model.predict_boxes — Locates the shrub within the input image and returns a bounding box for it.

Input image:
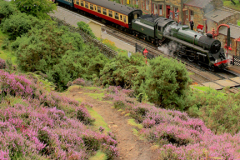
[0,58,6,69]
[1,13,40,40]
[133,56,191,109]
[76,105,95,125]
[77,21,96,38]
[0,0,18,18]
[100,53,145,88]
[187,88,240,135]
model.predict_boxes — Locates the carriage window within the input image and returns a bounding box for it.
[123,16,126,22]
[94,6,97,11]
[103,8,107,15]
[85,2,88,8]
[120,15,122,21]
[97,6,101,13]
[76,0,79,5]
[115,13,119,19]
[109,10,113,17]
[81,1,84,6]
[90,4,93,10]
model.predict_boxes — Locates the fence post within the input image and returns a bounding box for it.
[233,55,234,65]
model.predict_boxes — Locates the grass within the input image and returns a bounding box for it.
[89,150,107,160]
[86,106,111,133]
[0,30,17,65]
[128,119,143,129]
[223,0,240,11]
[192,86,211,91]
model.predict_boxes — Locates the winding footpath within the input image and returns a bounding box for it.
[66,87,159,160]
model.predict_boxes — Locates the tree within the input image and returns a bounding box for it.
[0,0,19,19]
[13,0,57,19]
[1,13,39,40]
[133,56,191,110]
[99,53,145,88]
[14,22,83,73]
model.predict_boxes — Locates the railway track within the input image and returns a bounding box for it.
[56,5,240,90]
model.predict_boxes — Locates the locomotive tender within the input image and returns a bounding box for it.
[52,0,229,70]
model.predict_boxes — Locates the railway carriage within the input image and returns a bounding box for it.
[54,0,142,29]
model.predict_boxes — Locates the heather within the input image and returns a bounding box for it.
[104,86,240,159]
[0,70,118,159]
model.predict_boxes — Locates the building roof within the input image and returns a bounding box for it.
[219,24,240,39]
[184,0,212,9]
[204,9,235,23]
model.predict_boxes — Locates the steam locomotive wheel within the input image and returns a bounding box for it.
[187,55,195,62]
[209,65,215,72]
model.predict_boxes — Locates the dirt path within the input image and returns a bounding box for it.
[67,87,159,160]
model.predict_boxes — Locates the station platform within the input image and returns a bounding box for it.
[50,6,136,53]
[227,65,240,74]
[201,77,240,90]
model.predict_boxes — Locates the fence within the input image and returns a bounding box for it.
[51,17,118,58]
[232,55,240,66]
[135,43,155,59]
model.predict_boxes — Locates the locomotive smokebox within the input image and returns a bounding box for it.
[198,35,221,53]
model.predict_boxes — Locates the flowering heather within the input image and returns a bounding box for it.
[0,58,6,69]
[0,71,118,159]
[105,86,240,159]
[0,70,33,97]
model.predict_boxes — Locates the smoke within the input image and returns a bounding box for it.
[158,41,179,56]
[163,22,177,36]
[158,44,170,55]
[163,25,172,36]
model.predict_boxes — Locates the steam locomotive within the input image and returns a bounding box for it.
[53,0,229,70]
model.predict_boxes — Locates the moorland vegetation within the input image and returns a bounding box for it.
[0,0,239,159]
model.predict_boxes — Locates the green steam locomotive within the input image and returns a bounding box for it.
[131,15,228,70]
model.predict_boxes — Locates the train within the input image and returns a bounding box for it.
[52,0,229,71]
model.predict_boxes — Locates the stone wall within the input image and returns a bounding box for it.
[217,34,240,56]
[184,6,204,31]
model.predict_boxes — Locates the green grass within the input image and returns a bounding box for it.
[89,150,107,160]
[223,0,240,11]
[86,106,111,133]
[0,30,17,65]
[128,119,143,129]
[192,86,211,92]
[238,20,240,26]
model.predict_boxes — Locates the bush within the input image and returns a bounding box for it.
[77,21,96,38]
[133,56,191,109]
[0,0,18,18]
[187,88,240,135]
[1,13,40,40]
[0,58,6,69]
[100,53,145,88]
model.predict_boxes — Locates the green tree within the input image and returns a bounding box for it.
[99,53,145,88]
[13,0,57,19]
[14,22,83,73]
[47,45,109,90]
[0,0,19,19]
[1,13,39,40]
[133,56,191,109]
